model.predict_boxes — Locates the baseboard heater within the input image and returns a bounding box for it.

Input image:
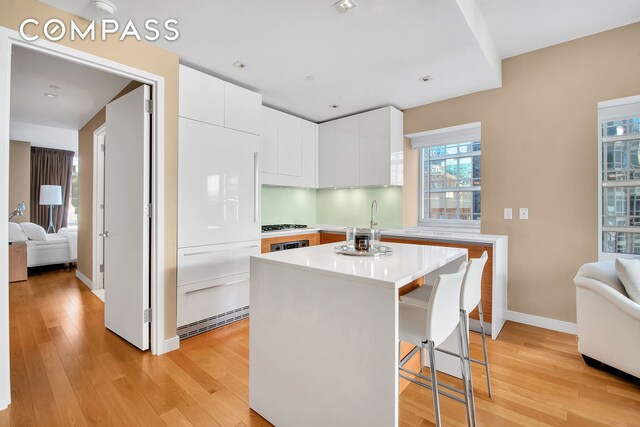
[177,305,250,340]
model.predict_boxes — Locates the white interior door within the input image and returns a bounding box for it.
[104,84,151,350]
[96,127,106,290]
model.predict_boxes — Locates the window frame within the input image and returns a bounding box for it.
[409,122,482,232]
[598,95,640,261]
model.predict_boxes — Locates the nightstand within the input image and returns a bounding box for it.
[9,242,27,282]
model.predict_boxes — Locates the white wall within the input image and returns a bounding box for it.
[10,120,78,152]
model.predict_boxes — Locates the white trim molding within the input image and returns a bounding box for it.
[0,24,174,410]
[507,310,577,335]
[75,270,94,290]
[161,336,181,354]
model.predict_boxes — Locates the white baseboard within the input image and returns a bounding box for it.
[158,335,180,354]
[75,270,94,290]
[507,310,577,335]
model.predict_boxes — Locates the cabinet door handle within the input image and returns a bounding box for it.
[254,151,259,223]
[185,278,247,294]
[183,244,258,257]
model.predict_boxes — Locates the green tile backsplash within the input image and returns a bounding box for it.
[262,185,403,228]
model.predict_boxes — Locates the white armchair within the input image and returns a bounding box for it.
[574,261,640,378]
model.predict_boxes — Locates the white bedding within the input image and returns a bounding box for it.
[25,229,77,267]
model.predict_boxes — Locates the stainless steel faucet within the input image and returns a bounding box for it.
[370,199,378,229]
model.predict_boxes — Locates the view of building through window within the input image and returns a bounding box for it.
[601,117,640,254]
[67,153,79,229]
[421,141,481,222]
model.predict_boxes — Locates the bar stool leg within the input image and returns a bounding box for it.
[419,347,425,373]
[478,299,492,398]
[461,311,477,426]
[426,341,442,427]
[456,318,473,427]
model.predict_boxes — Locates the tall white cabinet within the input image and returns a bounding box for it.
[318,106,403,188]
[260,106,318,188]
[177,65,262,339]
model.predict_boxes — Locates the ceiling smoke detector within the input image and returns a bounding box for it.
[93,0,117,15]
[333,0,357,13]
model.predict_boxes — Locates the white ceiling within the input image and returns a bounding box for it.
[10,46,131,130]
[40,0,640,122]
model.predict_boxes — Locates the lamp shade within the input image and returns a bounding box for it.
[40,185,62,206]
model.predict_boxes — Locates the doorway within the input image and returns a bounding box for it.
[0,27,169,411]
[93,124,106,298]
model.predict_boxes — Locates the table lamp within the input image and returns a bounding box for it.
[39,185,62,233]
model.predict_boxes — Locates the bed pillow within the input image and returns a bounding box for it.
[20,222,47,241]
[8,222,29,242]
[615,258,640,304]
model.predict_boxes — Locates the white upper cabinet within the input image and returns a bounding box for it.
[261,106,318,188]
[300,120,318,188]
[334,116,360,188]
[224,82,262,135]
[318,106,403,188]
[261,107,279,174]
[179,65,262,135]
[179,65,224,126]
[277,112,302,177]
[318,122,335,188]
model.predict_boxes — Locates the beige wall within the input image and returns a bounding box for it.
[9,140,30,223]
[403,22,640,322]
[76,81,141,282]
[1,0,179,340]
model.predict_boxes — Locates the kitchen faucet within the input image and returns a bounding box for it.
[370,200,378,229]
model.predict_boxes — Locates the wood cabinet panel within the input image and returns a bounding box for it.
[9,242,27,282]
[261,232,320,254]
[381,236,493,322]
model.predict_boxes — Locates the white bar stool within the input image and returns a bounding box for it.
[398,264,475,427]
[402,252,492,402]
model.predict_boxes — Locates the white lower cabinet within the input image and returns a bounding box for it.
[177,274,250,331]
[176,241,259,338]
[177,241,260,286]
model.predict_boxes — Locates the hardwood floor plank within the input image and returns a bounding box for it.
[160,408,193,427]
[4,269,640,427]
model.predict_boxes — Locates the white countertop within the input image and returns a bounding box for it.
[252,242,467,289]
[261,224,507,245]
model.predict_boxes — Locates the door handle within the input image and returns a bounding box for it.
[185,278,247,294]
[253,152,259,223]
[183,244,258,257]
[99,231,110,238]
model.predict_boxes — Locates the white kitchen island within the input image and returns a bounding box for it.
[249,242,467,427]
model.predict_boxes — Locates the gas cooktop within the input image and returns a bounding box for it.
[262,224,308,232]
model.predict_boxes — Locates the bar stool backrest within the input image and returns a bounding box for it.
[460,251,488,313]
[425,262,467,347]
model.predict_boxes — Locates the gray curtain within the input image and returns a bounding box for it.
[30,147,75,231]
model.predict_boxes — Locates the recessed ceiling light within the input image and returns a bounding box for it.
[93,0,117,15]
[330,104,339,109]
[49,84,61,90]
[420,75,433,82]
[233,61,248,69]
[334,0,357,13]
[44,93,58,98]
[306,75,315,81]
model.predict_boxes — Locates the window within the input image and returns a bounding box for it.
[599,96,640,259]
[409,122,481,230]
[67,153,79,229]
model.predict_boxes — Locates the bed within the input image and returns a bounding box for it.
[9,222,78,268]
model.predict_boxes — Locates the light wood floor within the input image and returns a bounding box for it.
[2,269,639,426]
